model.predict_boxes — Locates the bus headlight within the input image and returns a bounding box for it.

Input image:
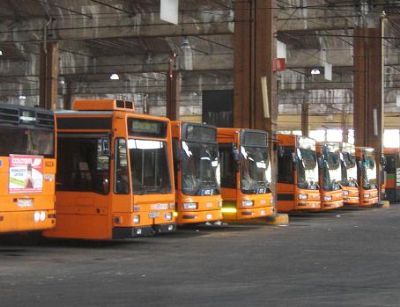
[39,211,46,222]
[133,215,140,224]
[298,194,308,200]
[241,200,254,207]
[183,202,198,210]
[165,212,173,221]
[323,196,332,201]
[34,211,40,222]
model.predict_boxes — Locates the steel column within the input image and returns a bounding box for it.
[39,42,59,110]
[301,102,309,137]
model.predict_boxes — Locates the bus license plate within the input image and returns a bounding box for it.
[149,211,160,219]
[17,199,33,208]
[151,203,168,210]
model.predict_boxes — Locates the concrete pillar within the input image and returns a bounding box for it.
[166,55,181,120]
[39,42,59,110]
[301,103,309,137]
[342,108,349,143]
[63,80,73,110]
[233,0,277,131]
[353,25,384,150]
[233,0,278,205]
[353,21,385,197]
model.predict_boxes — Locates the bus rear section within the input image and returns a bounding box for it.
[0,104,56,233]
[217,128,274,221]
[356,147,379,207]
[44,99,175,240]
[340,143,359,206]
[171,121,222,225]
[316,142,344,210]
[383,148,400,203]
[276,134,321,213]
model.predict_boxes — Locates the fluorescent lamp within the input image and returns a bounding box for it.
[311,68,321,75]
[110,73,119,80]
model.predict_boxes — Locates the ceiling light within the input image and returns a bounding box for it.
[110,73,119,80]
[311,68,321,75]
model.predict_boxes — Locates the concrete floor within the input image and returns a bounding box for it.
[1,206,400,307]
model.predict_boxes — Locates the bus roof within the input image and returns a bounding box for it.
[73,99,135,112]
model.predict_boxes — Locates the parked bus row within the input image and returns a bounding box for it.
[0,99,397,240]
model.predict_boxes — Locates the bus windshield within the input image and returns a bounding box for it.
[128,139,171,194]
[240,146,271,194]
[322,151,342,191]
[181,141,220,196]
[297,148,319,189]
[341,152,357,187]
[362,155,377,189]
[0,126,54,157]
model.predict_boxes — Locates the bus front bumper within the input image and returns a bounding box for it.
[153,223,176,234]
[176,209,222,225]
[0,210,56,234]
[343,196,360,206]
[112,226,155,239]
[295,201,321,210]
[320,200,343,211]
[360,197,379,206]
[223,206,275,221]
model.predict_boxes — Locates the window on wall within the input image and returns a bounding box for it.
[309,130,326,142]
[327,129,342,142]
[348,129,354,145]
[384,129,400,148]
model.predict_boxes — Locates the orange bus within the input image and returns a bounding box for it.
[316,142,344,210]
[383,147,400,203]
[217,128,274,220]
[0,104,56,233]
[355,147,379,206]
[44,99,176,240]
[171,121,222,224]
[340,143,359,206]
[276,134,321,213]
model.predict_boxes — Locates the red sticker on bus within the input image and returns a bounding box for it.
[9,155,44,194]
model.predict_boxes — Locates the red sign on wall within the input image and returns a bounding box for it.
[273,58,286,72]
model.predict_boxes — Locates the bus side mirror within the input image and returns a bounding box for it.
[101,138,110,156]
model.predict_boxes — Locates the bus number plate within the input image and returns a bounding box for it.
[17,199,33,208]
[151,203,168,210]
[149,211,160,219]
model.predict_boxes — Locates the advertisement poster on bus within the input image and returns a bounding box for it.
[9,155,44,194]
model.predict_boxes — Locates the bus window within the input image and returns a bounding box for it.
[219,144,236,189]
[128,139,171,194]
[0,127,54,157]
[57,136,110,195]
[277,147,294,184]
[114,138,129,194]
